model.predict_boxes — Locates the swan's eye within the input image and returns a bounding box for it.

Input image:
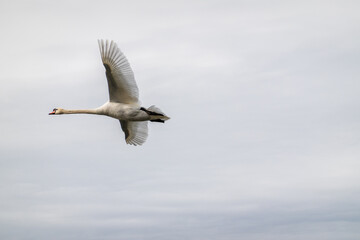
[53,108,57,111]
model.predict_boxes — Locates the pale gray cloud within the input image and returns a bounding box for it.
[0,0,360,239]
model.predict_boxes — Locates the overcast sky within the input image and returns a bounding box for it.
[0,0,360,239]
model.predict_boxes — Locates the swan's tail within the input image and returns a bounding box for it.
[141,105,170,123]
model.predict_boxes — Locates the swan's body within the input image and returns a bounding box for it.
[49,40,170,146]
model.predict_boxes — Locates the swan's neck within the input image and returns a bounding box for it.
[61,109,100,115]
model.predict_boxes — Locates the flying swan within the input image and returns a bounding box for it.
[49,40,170,146]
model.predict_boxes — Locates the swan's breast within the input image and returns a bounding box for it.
[98,102,135,120]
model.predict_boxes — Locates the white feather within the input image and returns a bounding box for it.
[98,39,139,104]
[124,121,148,146]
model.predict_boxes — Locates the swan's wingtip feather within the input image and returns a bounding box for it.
[123,121,148,146]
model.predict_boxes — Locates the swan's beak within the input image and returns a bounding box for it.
[49,110,55,115]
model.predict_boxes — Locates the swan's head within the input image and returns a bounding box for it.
[49,108,64,115]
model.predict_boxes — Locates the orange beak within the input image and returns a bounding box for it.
[49,111,55,115]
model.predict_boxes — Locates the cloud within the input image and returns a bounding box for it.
[0,0,360,239]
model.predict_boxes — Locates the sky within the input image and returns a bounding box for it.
[0,0,360,239]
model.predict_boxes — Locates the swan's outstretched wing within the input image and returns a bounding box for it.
[98,39,139,104]
[119,120,148,146]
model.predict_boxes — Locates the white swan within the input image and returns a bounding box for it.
[49,40,170,146]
